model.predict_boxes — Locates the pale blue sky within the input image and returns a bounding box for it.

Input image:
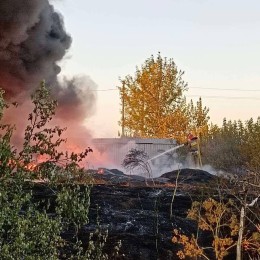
[53,0,260,137]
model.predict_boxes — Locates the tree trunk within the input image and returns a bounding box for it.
[236,206,245,260]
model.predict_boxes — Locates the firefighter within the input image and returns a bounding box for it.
[186,133,202,168]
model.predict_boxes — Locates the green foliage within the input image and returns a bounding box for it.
[70,225,121,260]
[1,207,62,259]
[201,117,260,173]
[84,227,109,260]
[20,81,65,164]
[0,169,63,259]
[241,118,260,171]
[0,82,107,258]
[56,184,91,230]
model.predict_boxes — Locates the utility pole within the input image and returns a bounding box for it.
[197,137,203,168]
[121,81,125,137]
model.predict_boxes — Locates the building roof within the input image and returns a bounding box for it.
[92,137,177,145]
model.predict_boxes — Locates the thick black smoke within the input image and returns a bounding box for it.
[0,0,97,146]
[0,0,70,95]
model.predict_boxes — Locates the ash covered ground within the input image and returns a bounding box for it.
[33,168,227,260]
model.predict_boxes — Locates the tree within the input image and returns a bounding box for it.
[118,53,189,140]
[241,117,260,172]
[200,117,260,174]
[122,148,152,183]
[0,83,120,259]
[188,97,210,137]
[200,119,244,172]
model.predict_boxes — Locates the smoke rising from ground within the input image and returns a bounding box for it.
[0,0,97,150]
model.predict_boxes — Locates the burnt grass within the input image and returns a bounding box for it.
[31,169,239,260]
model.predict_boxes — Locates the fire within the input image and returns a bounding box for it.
[0,154,51,172]
[36,154,49,164]
[1,159,37,172]
[0,0,98,180]
[25,161,37,171]
[97,168,105,174]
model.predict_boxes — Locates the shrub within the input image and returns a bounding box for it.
[0,82,106,258]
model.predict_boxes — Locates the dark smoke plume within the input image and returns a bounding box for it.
[0,0,97,148]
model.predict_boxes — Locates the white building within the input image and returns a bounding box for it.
[91,137,178,176]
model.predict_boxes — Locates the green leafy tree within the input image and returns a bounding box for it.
[241,117,260,172]
[201,119,243,172]
[0,83,65,258]
[0,82,117,259]
[201,117,260,174]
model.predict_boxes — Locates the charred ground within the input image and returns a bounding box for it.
[31,168,229,260]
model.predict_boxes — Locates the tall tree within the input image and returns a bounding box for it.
[118,53,189,140]
[242,117,260,172]
[188,97,210,137]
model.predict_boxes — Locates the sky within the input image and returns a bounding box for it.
[52,0,260,138]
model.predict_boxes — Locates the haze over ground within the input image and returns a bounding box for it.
[54,0,260,138]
